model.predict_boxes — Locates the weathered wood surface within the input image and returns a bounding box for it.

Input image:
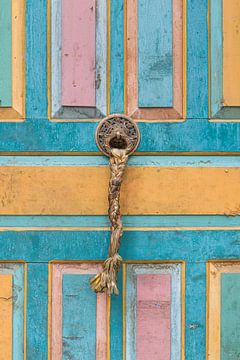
[0,166,238,215]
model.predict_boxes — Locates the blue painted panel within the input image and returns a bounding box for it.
[185,262,206,360]
[0,155,239,167]
[0,214,239,228]
[138,0,173,107]
[110,0,124,113]
[0,230,239,262]
[0,0,12,107]
[110,268,123,360]
[0,120,239,152]
[187,0,208,118]
[210,0,223,117]
[62,274,96,360]
[26,264,48,359]
[26,0,48,119]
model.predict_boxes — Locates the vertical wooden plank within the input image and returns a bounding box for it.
[210,0,223,117]
[96,0,107,116]
[221,273,240,359]
[27,264,48,359]
[51,0,62,117]
[110,0,124,114]
[0,0,12,107]
[136,274,171,360]
[187,0,208,118]
[207,263,221,360]
[185,262,205,360]
[0,274,12,360]
[0,263,25,360]
[61,0,96,107]
[138,0,173,107]
[222,0,240,107]
[26,0,48,119]
[12,0,25,115]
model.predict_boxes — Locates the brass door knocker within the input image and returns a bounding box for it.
[90,114,140,295]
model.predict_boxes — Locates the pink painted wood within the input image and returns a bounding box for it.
[51,263,107,360]
[136,274,171,360]
[61,0,96,107]
[126,0,183,120]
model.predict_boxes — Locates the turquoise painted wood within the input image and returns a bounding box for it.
[110,0,124,113]
[0,0,239,359]
[0,0,12,107]
[221,274,240,359]
[0,0,236,151]
[62,274,96,359]
[26,264,48,359]
[138,0,173,107]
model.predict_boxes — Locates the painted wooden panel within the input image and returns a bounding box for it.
[0,166,238,215]
[126,0,184,120]
[221,274,240,359]
[0,0,12,107]
[138,0,172,108]
[210,0,240,119]
[0,263,25,360]
[62,0,96,107]
[0,0,25,120]
[0,274,12,360]
[124,263,182,359]
[50,263,108,359]
[207,262,240,359]
[50,0,107,119]
[136,274,171,360]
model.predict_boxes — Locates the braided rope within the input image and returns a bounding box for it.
[90,148,128,295]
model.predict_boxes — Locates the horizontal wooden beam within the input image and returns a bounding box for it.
[0,166,238,215]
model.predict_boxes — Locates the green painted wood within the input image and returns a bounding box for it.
[0,0,12,106]
[62,274,96,360]
[221,273,240,359]
[138,0,173,107]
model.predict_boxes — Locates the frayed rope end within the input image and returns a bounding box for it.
[90,254,122,295]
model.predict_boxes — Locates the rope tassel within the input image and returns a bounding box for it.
[90,148,128,295]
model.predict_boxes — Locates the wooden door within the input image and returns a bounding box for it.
[0,0,240,359]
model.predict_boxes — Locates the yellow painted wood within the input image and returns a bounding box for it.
[223,0,240,106]
[207,262,240,360]
[0,167,238,215]
[0,274,12,360]
[0,0,25,120]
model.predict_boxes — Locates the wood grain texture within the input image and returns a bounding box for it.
[136,274,171,360]
[126,263,182,360]
[0,274,12,360]
[61,0,96,107]
[126,0,183,119]
[51,263,107,360]
[222,0,240,107]
[0,166,238,215]
[0,0,12,107]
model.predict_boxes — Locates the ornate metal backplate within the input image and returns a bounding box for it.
[95,114,140,156]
